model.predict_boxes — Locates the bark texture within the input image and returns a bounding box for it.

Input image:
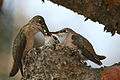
[21,45,120,80]
[101,64,120,80]
[49,0,120,36]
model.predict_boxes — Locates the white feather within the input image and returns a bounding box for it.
[34,32,45,48]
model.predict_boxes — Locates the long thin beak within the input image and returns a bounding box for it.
[50,31,59,34]
[44,24,51,36]
[37,27,47,36]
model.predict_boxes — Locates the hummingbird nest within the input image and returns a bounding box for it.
[21,45,101,80]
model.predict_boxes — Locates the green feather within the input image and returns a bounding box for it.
[12,25,26,59]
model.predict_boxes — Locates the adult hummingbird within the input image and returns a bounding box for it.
[9,15,51,77]
[51,28,106,65]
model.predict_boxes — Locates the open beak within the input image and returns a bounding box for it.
[37,27,47,36]
[37,24,51,36]
[44,24,51,36]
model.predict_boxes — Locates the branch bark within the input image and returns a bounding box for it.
[21,45,120,80]
[49,0,120,36]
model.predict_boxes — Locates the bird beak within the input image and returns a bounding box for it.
[49,31,60,34]
[44,24,51,36]
[38,24,51,36]
[37,27,47,36]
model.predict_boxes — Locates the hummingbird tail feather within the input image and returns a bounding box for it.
[9,63,19,77]
[81,48,103,65]
[93,59,102,65]
[19,62,23,76]
[98,55,106,60]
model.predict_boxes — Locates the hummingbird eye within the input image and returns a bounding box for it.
[38,19,43,24]
[62,30,66,32]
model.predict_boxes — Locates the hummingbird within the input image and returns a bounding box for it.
[44,35,60,47]
[33,31,59,48]
[51,28,106,65]
[9,15,51,77]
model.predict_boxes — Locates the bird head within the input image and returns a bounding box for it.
[29,15,51,36]
[50,28,75,42]
[50,28,75,35]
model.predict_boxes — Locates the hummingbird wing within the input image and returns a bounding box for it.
[97,55,106,60]
[77,34,106,60]
[9,27,26,77]
[72,34,102,65]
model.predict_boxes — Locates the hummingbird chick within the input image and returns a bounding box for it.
[33,30,59,49]
[44,35,59,47]
[51,28,106,65]
[9,15,51,77]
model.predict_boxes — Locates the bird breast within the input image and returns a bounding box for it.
[57,33,68,43]
[58,33,77,49]
[33,32,45,48]
[45,35,59,46]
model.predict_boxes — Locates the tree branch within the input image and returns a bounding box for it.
[49,0,120,35]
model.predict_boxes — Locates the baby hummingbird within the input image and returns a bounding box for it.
[51,28,106,65]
